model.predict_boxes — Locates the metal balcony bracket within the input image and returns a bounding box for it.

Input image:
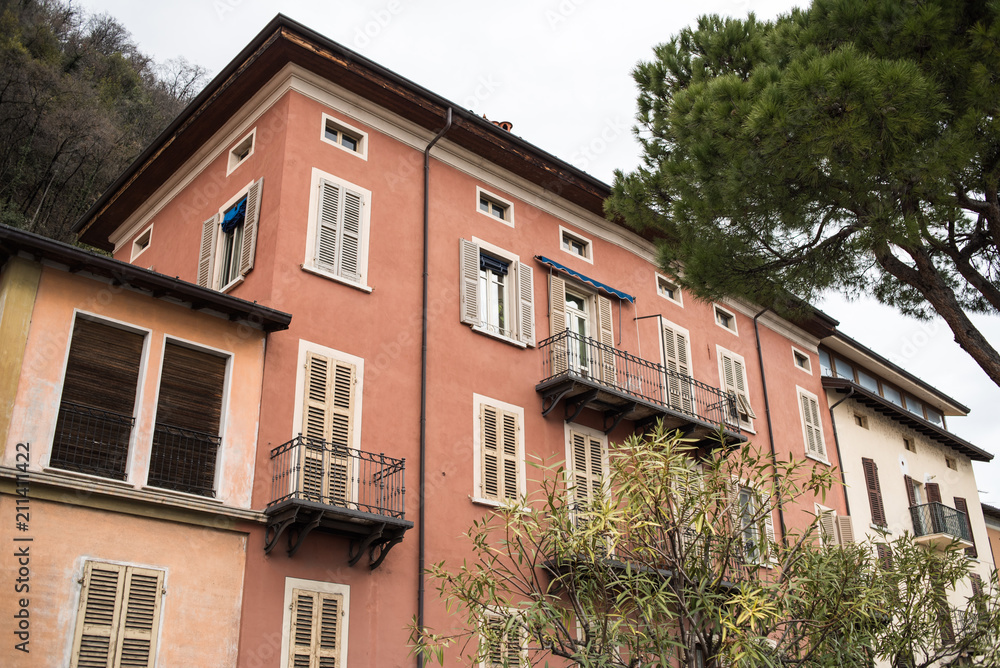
[542,386,574,417]
[604,402,637,435]
[349,522,386,567]
[264,508,301,555]
[565,389,599,423]
[287,511,324,557]
[369,532,405,570]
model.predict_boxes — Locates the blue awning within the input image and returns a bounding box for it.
[535,256,635,303]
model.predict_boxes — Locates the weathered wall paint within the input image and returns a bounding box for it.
[0,258,42,448]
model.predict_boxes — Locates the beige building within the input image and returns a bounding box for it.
[984,503,1000,573]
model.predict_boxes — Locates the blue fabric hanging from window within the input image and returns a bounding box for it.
[479,253,509,275]
[221,196,247,234]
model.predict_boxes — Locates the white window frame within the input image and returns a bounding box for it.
[713,304,738,335]
[559,225,593,264]
[303,168,373,292]
[717,346,755,432]
[321,113,368,160]
[227,127,255,176]
[461,237,534,348]
[215,186,252,292]
[732,478,776,566]
[130,223,153,262]
[476,187,514,227]
[791,346,812,374]
[471,394,526,507]
[797,385,829,464]
[655,273,683,306]
[279,577,351,668]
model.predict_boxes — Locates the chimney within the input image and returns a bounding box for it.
[482,114,513,132]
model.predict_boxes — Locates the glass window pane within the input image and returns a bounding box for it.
[819,350,832,376]
[325,127,338,142]
[857,369,879,393]
[480,197,490,213]
[926,408,944,426]
[341,134,358,152]
[834,357,854,381]
[882,384,902,407]
[904,395,923,417]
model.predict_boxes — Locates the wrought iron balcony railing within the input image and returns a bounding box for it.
[910,501,971,543]
[268,435,406,519]
[50,401,134,480]
[539,329,739,429]
[147,423,221,497]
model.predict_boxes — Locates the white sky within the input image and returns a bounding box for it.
[77,0,999,503]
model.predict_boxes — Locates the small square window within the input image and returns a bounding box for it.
[656,275,682,305]
[560,229,591,260]
[904,438,916,453]
[854,414,868,429]
[792,348,811,372]
[476,188,514,227]
[946,456,957,470]
[130,224,152,262]
[480,195,507,220]
[321,113,368,159]
[714,305,737,333]
[227,129,255,174]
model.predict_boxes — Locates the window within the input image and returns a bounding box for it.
[321,113,367,158]
[861,457,887,527]
[559,226,592,262]
[656,274,682,305]
[305,169,371,289]
[926,407,944,427]
[718,348,754,430]
[792,348,811,373]
[481,610,524,668]
[662,321,694,413]
[281,578,350,668]
[476,187,513,226]
[732,482,775,564]
[815,503,855,546]
[882,384,903,407]
[566,426,608,507]
[853,414,868,429]
[147,341,228,497]
[460,238,534,346]
[473,395,525,505]
[198,178,263,290]
[904,394,924,418]
[856,368,879,393]
[713,304,737,333]
[70,561,164,668]
[833,357,855,381]
[227,128,255,174]
[903,437,916,453]
[50,317,145,480]
[548,274,614,380]
[819,349,833,377]
[130,224,152,262]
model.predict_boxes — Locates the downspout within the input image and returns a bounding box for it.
[418,107,452,668]
[827,387,855,516]
[753,309,788,546]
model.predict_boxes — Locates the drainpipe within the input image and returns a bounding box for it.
[827,387,855,516]
[418,107,452,668]
[752,308,788,546]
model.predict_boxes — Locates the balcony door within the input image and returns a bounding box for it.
[565,290,590,374]
[548,274,617,384]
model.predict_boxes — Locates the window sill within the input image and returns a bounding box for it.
[219,274,245,294]
[470,496,503,508]
[301,264,372,293]
[805,453,831,466]
[142,484,223,504]
[870,523,890,534]
[471,324,527,349]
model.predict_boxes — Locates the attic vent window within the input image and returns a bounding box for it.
[322,114,367,158]
[130,224,152,262]
[227,129,255,174]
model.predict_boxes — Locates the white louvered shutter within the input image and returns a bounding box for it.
[597,295,616,384]
[327,360,355,506]
[301,353,354,506]
[800,393,826,459]
[517,261,535,346]
[239,177,263,275]
[339,189,363,282]
[480,405,520,502]
[836,515,855,544]
[114,567,163,667]
[197,214,218,288]
[663,326,693,413]
[289,589,343,668]
[570,430,605,505]
[316,180,364,282]
[721,353,753,428]
[548,274,568,376]
[459,239,480,326]
[761,493,776,562]
[302,353,332,502]
[316,180,341,274]
[816,504,837,546]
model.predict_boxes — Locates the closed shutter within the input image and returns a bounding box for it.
[517,261,534,346]
[51,319,144,480]
[761,494,776,562]
[197,214,218,287]
[876,543,893,570]
[800,393,826,459]
[483,613,521,668]
[904,475,917,507]
[148,343,227,496]
[569,430,605,505]
[926,482,942,504]
[548,274,568,376]
[239,177,263,275]
[836,516,855,544]
[662,325,693,413]
[459,239,480,326]
[597,295,616,384]
[300,353,354,506]
[480,404,519,502]
[720,353,753,428]
[289,589,344,668]
[816,505,837,546]
[316,179,364,282]
[953,497,978,558]
[862,458,887,527]
[70,562,163,668]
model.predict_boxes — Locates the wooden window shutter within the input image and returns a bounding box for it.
[480,405,519,501]
[953,497,977,558]
[761,491,776,562]
[300,353,354,506]
[904,475,917,508]
[315,179,363,282]
[51,319,144,480]
[816,505,837,546]
[516,261,534,346]
[548,274,568,376]
[338,189,363,282]
[459,239,480,326]
[570,430,605,505]
[596,295,615,384]
[197,214,218,287]
[70,562,163,668]
[239,177,263,275]
[800,394,825,459]
[289,589,343,668]
[662,326,693,413]
[316,180,342,274]
[876,543,893,570]
[925,482,942,504]
[836,515,855,544]
[721,353,753,427]
[483,613,521,668]
[862,458,887,527]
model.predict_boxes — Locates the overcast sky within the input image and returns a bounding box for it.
[76,0,999,503]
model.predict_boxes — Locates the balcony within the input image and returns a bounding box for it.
[264,435,412,569]
[537,330,744,446]
[49,401,134,479]
[910,502,973,550]
[147,423,221,497]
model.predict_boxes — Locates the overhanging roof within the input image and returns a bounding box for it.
[822,376,991,462]
[0,225,292,332]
